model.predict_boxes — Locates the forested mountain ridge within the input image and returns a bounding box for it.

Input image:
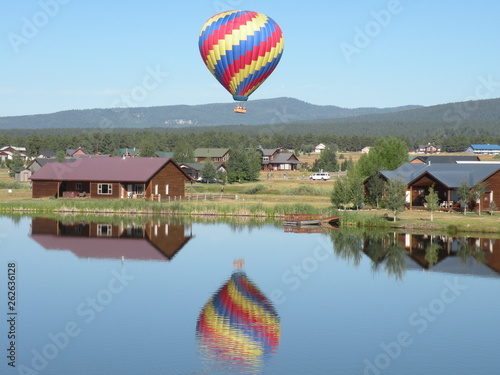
[0,97,421,129]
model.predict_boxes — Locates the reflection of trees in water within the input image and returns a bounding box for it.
[329,228,365,267]
[329,229,407,280]
[367,234,406,281]
[425,242,440,268]
[456,237,486,266]
[330,229,493,279]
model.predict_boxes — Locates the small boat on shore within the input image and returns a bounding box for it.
[283,214,339,228]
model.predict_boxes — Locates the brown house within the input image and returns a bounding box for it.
[30,157,192,200]
[368,163,500,211]
[66,147,91,157]
[416,143,441,154]
[258,148,303,171]
[30,217,193,262]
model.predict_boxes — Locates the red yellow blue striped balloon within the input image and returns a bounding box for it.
[199,10,285,101]
[196,271,280,372]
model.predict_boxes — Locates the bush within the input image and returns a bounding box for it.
[244,184,266,195]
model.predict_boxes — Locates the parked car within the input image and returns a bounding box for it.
[309,172,331,181]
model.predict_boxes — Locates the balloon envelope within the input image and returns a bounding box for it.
[196,271,280,372]
[199,10,284,101]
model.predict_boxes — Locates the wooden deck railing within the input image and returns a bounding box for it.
[149,194,237,202]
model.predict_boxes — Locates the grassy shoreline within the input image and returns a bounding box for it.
[1,168,498,236]
[1,195,499,237]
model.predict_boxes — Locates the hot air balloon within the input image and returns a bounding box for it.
[198,10,285,113]
[196,264,280,373]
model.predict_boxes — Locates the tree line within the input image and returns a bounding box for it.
[1,128,498,159]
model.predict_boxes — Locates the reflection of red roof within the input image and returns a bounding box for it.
[31,235,170,261]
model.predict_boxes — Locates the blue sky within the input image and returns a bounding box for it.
[1,0,500,116]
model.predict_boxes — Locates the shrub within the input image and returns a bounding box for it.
[244,184,266,195]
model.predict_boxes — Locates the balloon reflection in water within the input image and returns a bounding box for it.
[196,269,280,373]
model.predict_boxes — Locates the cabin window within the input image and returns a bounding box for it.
[76,183,83,190]
[134,184,144,195]
[97,224,112,237]
[98,184,112,195]
[165,184,169,195]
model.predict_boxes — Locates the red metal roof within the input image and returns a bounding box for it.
[30,157,187,182]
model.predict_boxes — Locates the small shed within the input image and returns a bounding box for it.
[15,169,32,182]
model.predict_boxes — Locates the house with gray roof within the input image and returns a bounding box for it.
[30,157,191,200]
[257,147,303,171]
[367,162,500,211]
[410,155,480,164]
[465,144,500,155]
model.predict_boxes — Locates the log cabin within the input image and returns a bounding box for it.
[365,163,500,211]
[30,157,192,200]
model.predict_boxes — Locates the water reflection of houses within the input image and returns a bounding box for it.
[357,232,500,278]
[397,233,500,277]
[30,217,194,262]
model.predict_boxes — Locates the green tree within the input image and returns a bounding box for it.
[245,150,263,181]
[457,181,473,215]
[173,142,195,163]
[425,185,440,222]
[331,177,350,210]
[424,242,440,268]
[370,136,409,171]
[226,149,247,182]
[317,145,338,172]
[56,150,66,162]
[472,181,487,216]
[366,174,385,209]
[200,159,217,180]
[357,136,409,178]
[346,167,365,210]
[226,149,261,182]
[383,177,407,222]
[6,151,25,178]
[139,138,156,157]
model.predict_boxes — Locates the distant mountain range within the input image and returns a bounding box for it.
[0,97,420,129]
[0,97,499,131]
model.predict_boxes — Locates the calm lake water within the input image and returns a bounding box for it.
[1,215,499,375]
